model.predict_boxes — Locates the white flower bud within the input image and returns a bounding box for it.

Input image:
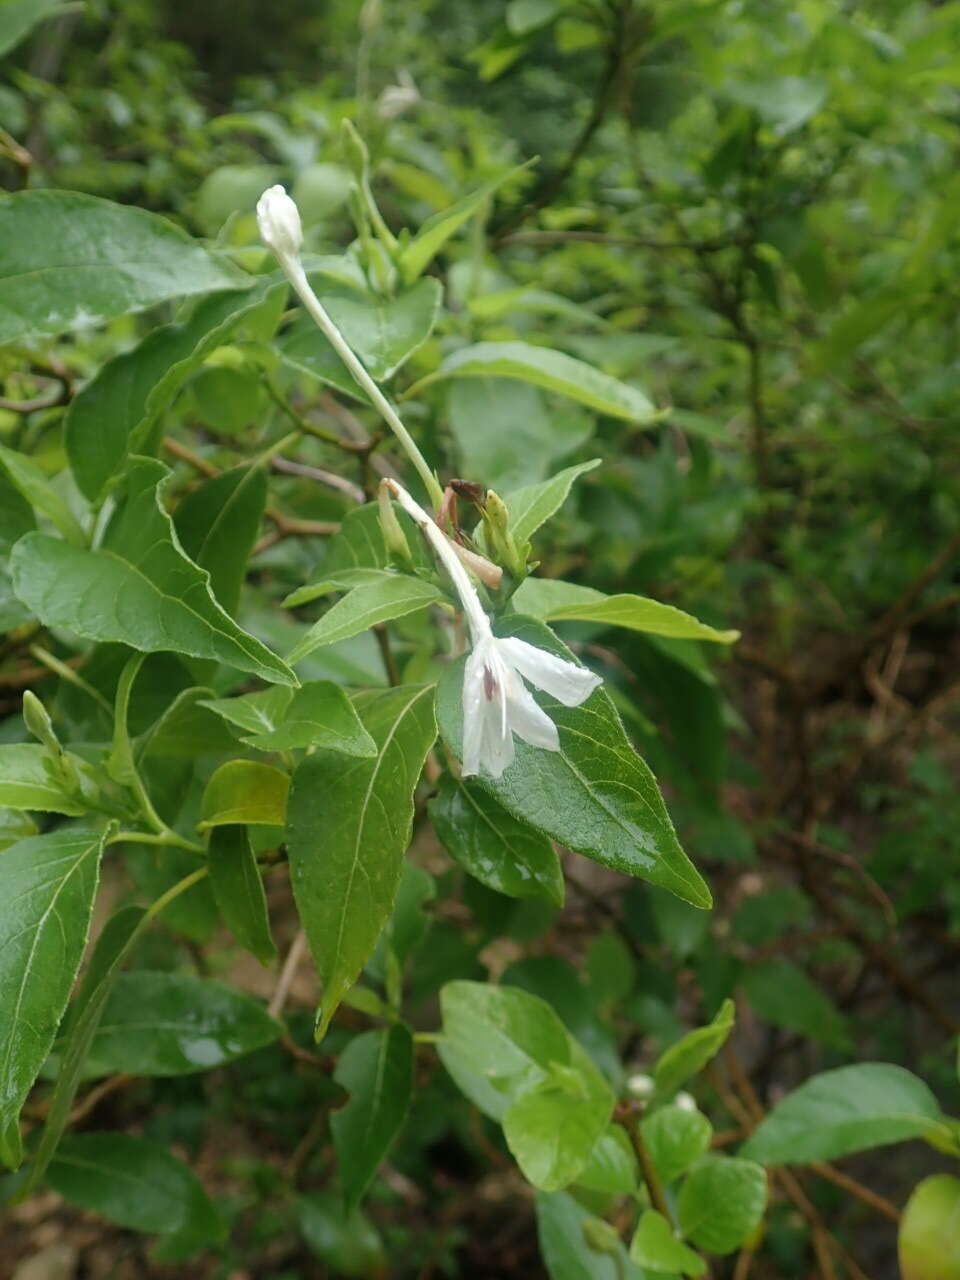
[256,184,303,261]
[625,1072,655,1100]
[674,1091,697,1112]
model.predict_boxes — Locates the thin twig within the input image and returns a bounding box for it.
[269,929,307,1020]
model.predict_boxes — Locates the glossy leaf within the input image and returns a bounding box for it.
[47,1132,223,1242]
[0,828,105,1168]
[208,825,276,966]
[641,1105,713,1186]
[398,161,534,282]
[199,759,290,828]
[653,999,735,1099]
[409,341,659,422]
[899,1174,960,1280]
[436,616,710,908]
[503,1064,614,1190]
[512,578,739,644]
[286,685,437,1037]
[429,772,563,905]
[740,1063,943,1165]
[573,1126,637,1195]
[10,458,295,686]
[65,282,282,501]
[81,972,280,1076]
[174,465,267,616]
[286,572,442,663]
[217,682,376,756]
[630,1210,705,1275]
[0,190,250,345]
[332,1025,414,1210]
[677,1155,767,1255]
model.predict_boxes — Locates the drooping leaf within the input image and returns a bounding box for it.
[429,772,563,906]
[10,458,295,686]
[208,825,276,966]
[199,760,290,828]
[79,972,280,1076]
[286,685,437,1037]
[408,341,659,422]
[286,573,443,663]
[653,999,735,1099]
[174,464,267,616]
[740,1063,944,1165]
[0,828,105,1168]
[331,1025,414,1211]
[676,1155,767,1255]
[47,1132,223,1243]
[65,282,283,501]
[436,617,710,908]
[512,578,739,644]
[630,1209,705,1275]
[0,190,250,345]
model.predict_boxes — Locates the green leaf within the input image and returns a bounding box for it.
[642,1106,713,1185]
[65,282,282,501]
[508,0,566,37]
[630,1209,705,1275]
[408,342,659,423]
[429,772,563,906]
[398,161,535,283]
[47,1132,223,1243]
[0,0,71,58]
[653,999,734,1099]
[503,1062,615,1190]
[135,686,237,760]
[0,190,250,346]
[573,1126,637,1195]
[0,828,105,1169]
[286,685,437,1037]
[512,578,739,644]
[199,760,289,829]
[286,572,443,663]
[331,1025,414,1211]
[899,1175,960,1280]
[584,932,636,1009]
[313,501,431,576]
[723,75,827,135]
[436,617,710,908]
[677,1155,767,1255]
[740,1063,944,1165]
[202,681,377,755]
[10,458,295,686]
[281,277,441,384]
[536,1191,644,1280]
[503,459,601,548]
[208,825,276,966]
[79,972,279,1076]
[743,959,851,1051]
[174,465,267,616]
[298,1192,386,1277]
[0,743,92,815]
[0,444,85,546]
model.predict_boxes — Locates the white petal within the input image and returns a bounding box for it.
[504,671,560,752]
[461,645,488,777]
[461,638,514,778]
[498,637,602,707]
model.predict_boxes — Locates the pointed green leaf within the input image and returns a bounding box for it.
[429,772,563,905]
[208,825,276,966]
[743,959,850,1050]
[0,190,251,346]
[503,459,601,547]
[512,578,739,644]
[0,445,85,546]
[0,0,69,58]
[653,999,734,1098]
[199,760,289,829]
[174,465,267,616]
[10,458,295,686]
[287,573,442,663]
[436,617,710,908]
[331,1025,414,1211]
[202,681,376,756]
[631,1210,704,1275]
[286,685,437,1037]
[0,828,105,1168]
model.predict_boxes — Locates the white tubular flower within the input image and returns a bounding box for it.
[255,185,303,262]
[384,479,601,780]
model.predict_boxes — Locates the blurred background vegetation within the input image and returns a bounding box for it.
[2,0,959,1275]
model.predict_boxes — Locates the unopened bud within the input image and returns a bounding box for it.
[256,185,303,261]
[581,1219,621,1257]
[674,1091,697,1113]
[378,482,413,565]
[625,1072,655,1100]
[481,489,527,578]
[340,118,370,183]
[22,690,57,752]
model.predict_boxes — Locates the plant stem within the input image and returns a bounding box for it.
[620,1103,673,1224]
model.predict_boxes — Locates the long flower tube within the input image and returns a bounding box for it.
[256,184,444,509]
[384,478,601,778]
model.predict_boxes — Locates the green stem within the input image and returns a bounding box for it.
[29,645,113,715]
[282,258,444,509]
[144,865,209,921]
[109,829,206,855]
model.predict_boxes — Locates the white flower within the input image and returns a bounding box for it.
[256,184,303,262]
[461,629,601,778]
[383,479,601,780]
